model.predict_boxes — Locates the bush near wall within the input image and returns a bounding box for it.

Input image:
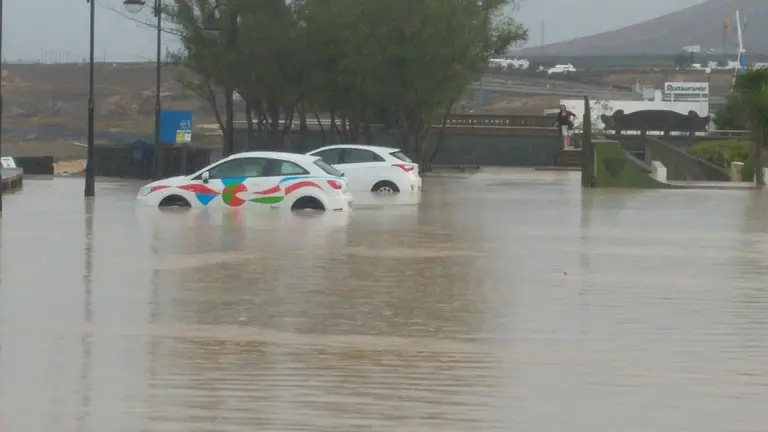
[688,140,757,181]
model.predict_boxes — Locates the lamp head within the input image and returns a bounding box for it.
[123,0,146,14]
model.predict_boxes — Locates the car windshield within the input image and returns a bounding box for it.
[389,151,412,162]
[313,159,343,177]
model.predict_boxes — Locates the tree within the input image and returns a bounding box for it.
[166,0,528,164]
[673,51,694,69]
[165,0,230,142]
[357,0,527,164]
[730,68,768,186]
[712,98,747,131]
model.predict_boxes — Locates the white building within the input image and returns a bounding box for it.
[488,58,529,70]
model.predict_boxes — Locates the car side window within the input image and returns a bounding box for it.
[269,159,309,176]
[342,148,385,163]
[208,157,268,179]
[313,148,343,164]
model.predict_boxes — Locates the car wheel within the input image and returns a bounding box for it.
[371,181,399,194]
[291,196,325,211]
[158,195,191,208]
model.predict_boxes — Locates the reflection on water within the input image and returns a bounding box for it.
[1,172,768,431]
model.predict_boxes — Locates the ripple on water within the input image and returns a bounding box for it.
[1,175,768,431]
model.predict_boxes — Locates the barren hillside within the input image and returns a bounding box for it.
[521,0,768,56]
[1,63,215,145]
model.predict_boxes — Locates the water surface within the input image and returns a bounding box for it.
[1,170,767,431]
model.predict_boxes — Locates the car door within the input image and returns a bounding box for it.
[259,158,313,207]
[202,157,269,207]
[334,148,386,190]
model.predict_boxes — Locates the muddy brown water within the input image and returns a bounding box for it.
[1,170,768,431]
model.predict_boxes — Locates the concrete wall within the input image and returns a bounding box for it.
[84,129,732,181]
[644,137,729,181]
[232,128,562,167]
[12,156,55,175]
[92,144,214,179]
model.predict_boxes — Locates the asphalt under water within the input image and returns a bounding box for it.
[1,170,768,431]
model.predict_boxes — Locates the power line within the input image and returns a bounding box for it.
[95,0,183,37]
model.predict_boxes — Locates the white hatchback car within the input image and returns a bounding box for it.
[307,145,421,194]
[136,151,352,211]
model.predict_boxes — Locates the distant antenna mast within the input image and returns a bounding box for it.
[735,10,746,71]
[540,20,545,56]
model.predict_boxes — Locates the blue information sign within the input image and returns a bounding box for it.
[159,110,193,145]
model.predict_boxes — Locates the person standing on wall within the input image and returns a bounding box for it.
[556,104,577,150]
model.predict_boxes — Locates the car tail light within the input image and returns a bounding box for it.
[393,164,415,172]
[327,179,343,190]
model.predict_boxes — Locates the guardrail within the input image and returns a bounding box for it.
[444,113,555,128]
[208,115,751,136]
[470,82,634,98]
[708,130,751,138]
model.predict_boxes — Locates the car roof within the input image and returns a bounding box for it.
[226,151,320,163]
[312,144,401,153]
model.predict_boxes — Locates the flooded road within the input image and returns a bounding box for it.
[1,170,768,431]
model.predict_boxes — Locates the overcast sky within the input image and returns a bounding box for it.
[2,0,707,62]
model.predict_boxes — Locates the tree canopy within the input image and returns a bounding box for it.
[720,69,768,185]
[166,0,528,163]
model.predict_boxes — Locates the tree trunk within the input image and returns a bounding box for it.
[244,99,255,150]
[297,103,309,152]
[428,101,455,171]
[340,117,349,143]
[330,113,346,143]
[205,80,225,135]
[267,100,281,149]
[330,113,339,143]
[314,109,327,145]
[756,130,765,187]
[280,105,296,150]
[348,119,360,143]
[363,122,373,145]
[418,123,432,173]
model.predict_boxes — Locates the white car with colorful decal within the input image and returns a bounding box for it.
[136,151,352,211]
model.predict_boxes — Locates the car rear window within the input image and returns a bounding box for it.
[389,151,412,162]
[314,159,343,177]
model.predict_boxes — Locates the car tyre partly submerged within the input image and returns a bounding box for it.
[371,180,399,194]
[158,195,192,208]
[291,196,326,211]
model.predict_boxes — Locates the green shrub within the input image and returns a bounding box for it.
[688,140,752,169]
[742,154,755,182]
[712,100,747,131]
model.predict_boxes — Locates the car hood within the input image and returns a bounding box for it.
[149,175,189,187]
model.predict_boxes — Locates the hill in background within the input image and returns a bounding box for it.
[520,0,768,56]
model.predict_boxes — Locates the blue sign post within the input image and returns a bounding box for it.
[159,110,193,145]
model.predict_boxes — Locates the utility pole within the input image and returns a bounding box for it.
[84,0,96,198]
[0,0,4,213]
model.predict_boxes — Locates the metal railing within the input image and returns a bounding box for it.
[443,113,555,128]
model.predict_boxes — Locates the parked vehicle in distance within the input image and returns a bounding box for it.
[547,63,576,74]
[306,144,421,194]
[136,151,352,211]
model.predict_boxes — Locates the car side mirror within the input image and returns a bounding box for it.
[201,171,210,183]
[340,172,345,177]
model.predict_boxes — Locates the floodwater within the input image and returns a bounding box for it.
[1,169,768,431]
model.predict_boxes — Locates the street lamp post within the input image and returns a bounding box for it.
[84,0,96,198]
[124,0,163,179]
[205,2,237,157]
[0,0,4,213]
